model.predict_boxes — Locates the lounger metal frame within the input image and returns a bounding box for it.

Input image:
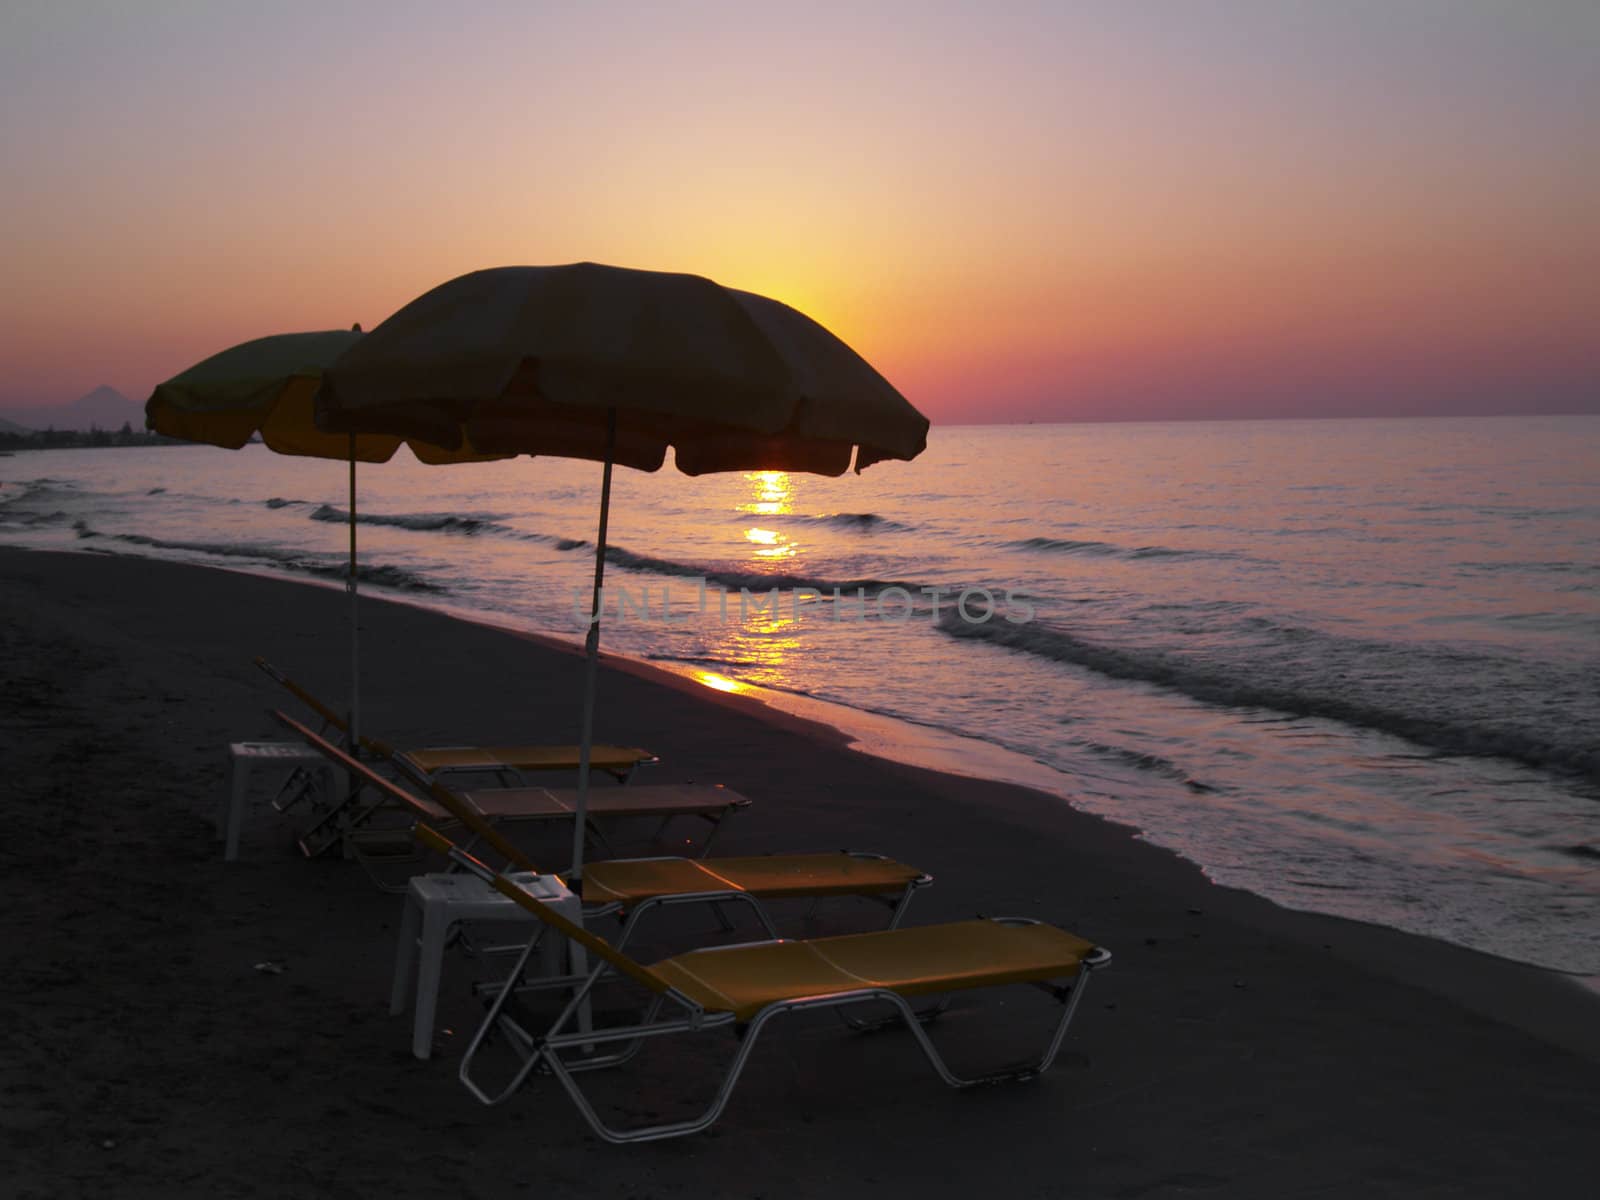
[586,850,929,940]
[270,708,732,866]
[255,656,655,856]
[276,710,932,946]
[437,842,1108,1144]
[471,850,931,996]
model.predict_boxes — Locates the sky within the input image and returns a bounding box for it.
[1,0,1596,425]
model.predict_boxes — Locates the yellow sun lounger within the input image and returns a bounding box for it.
[255,656,656,785]
[419,824,1110,1144]
[274,710,930,935]
[274,710,758,867]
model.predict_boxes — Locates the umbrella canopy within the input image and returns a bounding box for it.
[146,328,490,465]
[316,262,929,473]
[315,263,930,874]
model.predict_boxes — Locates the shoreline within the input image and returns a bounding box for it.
[44,541,1600,990]
[11,543,1600,1049]
[3,545,1597,1195]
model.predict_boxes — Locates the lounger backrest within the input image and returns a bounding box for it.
[412,823,671,997]
[256,658,402,760]
[255,657,348,732]
[270,709,538,874]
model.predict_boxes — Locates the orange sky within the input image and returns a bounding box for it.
[1,2,1595,424]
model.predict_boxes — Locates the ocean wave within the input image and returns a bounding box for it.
[646,653,768,669]
[1004,535,1235,561]
[1071,739,1194,783]
[307,504,590,552]
[1457,559,1600,577]
[938,613,1600,781]
[777,511,913,533]
[302,561,441,591]
[1140,599,1253,615]
[309,503,517,537]
[264,496,311,509]
[601,544,920,596]
[69,521,441,592]
[3,508,70,528]
[1,479,70,508]
[1006,536,1120,556]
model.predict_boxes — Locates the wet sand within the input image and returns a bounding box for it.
[2,546,1595,1199]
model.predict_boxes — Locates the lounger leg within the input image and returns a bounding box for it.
[269,765,318,814]
[583,817,616,859]
[836,993,950,1032]
[505,959,1105,1144]
[899,964,1103,1088]
[612,893,780,953]
[540,1005,780,1144]
[458,926,557,1105]
[547,991,665,1073]
[886,880,921,930]
[695,812,728,857]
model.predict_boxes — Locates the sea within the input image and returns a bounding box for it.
[3,416,1597,977]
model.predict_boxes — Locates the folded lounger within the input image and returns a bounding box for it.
[254,656,656,785]
[417,824,1110,1145]
[274,710,931,936]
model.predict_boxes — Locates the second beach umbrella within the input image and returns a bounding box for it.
[146,327,496,749]
[317,262,931,875]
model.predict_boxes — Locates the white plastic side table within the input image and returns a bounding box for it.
[224,741,332,861]
[390,871,589,1060]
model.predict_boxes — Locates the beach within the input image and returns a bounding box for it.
[2,545,1596,1197]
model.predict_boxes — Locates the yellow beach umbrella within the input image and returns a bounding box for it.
[146,328,499,748]
[317,263,930,874]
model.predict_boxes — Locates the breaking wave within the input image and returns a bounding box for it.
[307,504,587,551]
[779,511,913,532]
[939,612,1600,781]
[309,503,516,537]
[70,521,441,592]
[601,543,920,596]
[1004,535,1238,561]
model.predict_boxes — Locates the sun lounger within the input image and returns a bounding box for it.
[254,656,656,785]
[416,824,1109,1144]
[272,710,752,865]
[273,710,928,931]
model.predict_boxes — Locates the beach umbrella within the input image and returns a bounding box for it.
[145,328,498,749]
[317,262,930,874]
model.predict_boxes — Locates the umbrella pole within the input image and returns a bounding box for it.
[348,434,360,755]
[571,408,617,878]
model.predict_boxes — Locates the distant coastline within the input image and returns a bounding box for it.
[0,426,183,452]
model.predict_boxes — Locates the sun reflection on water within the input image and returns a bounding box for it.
[743,526,797,559]
[693,671,749,694]
[740,470,793,517]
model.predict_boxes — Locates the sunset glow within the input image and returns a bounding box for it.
[1,2,1595,424]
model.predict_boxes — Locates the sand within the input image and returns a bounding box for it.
[2,546,1596,1199]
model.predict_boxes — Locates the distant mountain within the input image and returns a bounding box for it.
[0,415,31,434]
[73,385,142,429]
[0,386,144,433]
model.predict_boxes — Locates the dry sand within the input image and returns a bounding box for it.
[2,546,1596,1199]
